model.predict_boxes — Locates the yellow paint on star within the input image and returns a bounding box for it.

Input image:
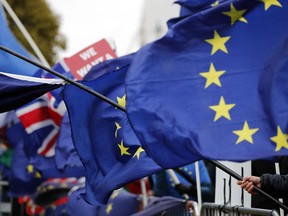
[106,203,113,214]
[115,122,121,138]
[199,63,225,88]
[233,121,259,144]
[211,1,219,7]
[222,3,248,25]
[118,140,131,156]
[27,164,34,173]
[35,171,42,179]
[209,96,236,121]
[117,94,126,108]
[133,147,145,159]
[205,30,231,55]
[260,0,282,11]
[110,190,120,199]
[270,126,288,151]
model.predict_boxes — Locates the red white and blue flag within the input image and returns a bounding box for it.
[16,92,66,157]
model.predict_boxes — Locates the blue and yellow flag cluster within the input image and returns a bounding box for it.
[63,65,162,205]
[2,0,288,208]
[125,0,288,168]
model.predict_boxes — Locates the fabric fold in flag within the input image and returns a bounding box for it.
[0,72,64,113]
[125,0,288,168]
[63,65,162,205]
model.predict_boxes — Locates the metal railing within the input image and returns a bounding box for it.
[201,202,280,216]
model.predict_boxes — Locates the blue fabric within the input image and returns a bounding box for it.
[0,72,62,113]
[67,188,140,216]
[6,120,84,197]
[67,187,98,216]
[54,53,134,172]
[125,0,288,168]
[30,155,85,179]
[0,5,39,76]
[6,123,43,196]
[63,65,162,205]
[96,189,140,216]
[55,112,84,171]
[83,53,134,81]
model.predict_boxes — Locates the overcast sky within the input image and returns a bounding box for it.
[46,0,145,59]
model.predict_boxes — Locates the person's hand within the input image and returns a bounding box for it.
[237,176,261,195]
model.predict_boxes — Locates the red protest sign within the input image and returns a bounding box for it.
[63,39,117,80]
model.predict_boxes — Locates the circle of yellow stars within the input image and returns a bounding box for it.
[201,0,285,151]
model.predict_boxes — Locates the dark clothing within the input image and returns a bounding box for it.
[251,160,278,211]
[261,173,288,198]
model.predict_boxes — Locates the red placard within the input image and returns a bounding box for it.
[63,39,117,80]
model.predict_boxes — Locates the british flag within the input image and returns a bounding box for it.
[16,92,66,157]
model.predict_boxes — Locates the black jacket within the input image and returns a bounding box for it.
[261,174,288,198]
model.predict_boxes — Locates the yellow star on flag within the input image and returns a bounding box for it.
[209,96,235,121]
[199,63,225,88]
[222,3,248,25]
[115,122,121,138]
[260,0,282,11]
[133,147,145,159]
[233,121,259,144]
[211,1,219,7]
[110,190,120,199]
[106,203,113,214]
[118,140,131,156]
[270,126,288,151]
[117,94,126,108]
[35,171,42,179]
[205,30,231,55]
[27,164,34,173]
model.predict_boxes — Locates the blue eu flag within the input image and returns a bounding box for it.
[63,65,162,205]
[125,0,288,168]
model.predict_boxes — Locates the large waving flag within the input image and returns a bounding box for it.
[0,72,64,113]
[125,0,288,168]
[55,53,134,172]
[0,4,39,76]
[63,65,162,205]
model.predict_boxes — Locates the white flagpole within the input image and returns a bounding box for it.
[195,161,202,209]
[140,178,148,208]
[0,0,50,67]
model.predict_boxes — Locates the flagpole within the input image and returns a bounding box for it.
[0,45,125,112]
[1,45,287,212]
[0,0,50,67]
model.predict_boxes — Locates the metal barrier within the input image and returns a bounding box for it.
[201,202,280,216]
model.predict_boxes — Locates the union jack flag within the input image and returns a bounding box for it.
[16,92,66,157]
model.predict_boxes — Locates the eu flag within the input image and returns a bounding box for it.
[0,72,63,113]
[54,112,84,171]
[125,0,288,168]
[6,122,43,196]
[63,65,162,205]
